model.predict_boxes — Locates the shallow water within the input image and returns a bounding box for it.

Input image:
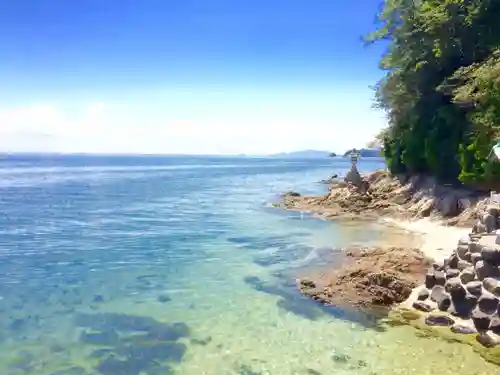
[0,154,498,375]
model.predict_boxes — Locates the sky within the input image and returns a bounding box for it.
[0,0,387,155]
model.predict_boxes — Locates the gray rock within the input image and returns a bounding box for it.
[446,269,460,279]
[476,332,500,348]
[451,323,476,334]
[425,271,436,289]
[487,206,499,217]
[453,294,478,318]
[460,267,476,284]
[432,260,445,271]
[425,314,454,327]
[462,252,472,262]
[412,301,434,312]
[469,242,483,254]
[475,221,487,234]
[466,281,483,296]
[434,270,446,286]
[438,293,452,311]
[445,255,459,271]
[445,278,466,301]
[417,288,430,301]
[483,278,500,296]
[476,260,500,280]
[457,259,472,271]
[471,310,491,332]
[470,253,483,266]
[482,213,497,233]
[478,293,499,315]
[458,238,470,247]
[481,246,500,265]
[456,245,469,260]
[431,285,446,302]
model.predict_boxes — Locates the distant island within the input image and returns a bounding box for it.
[342,148,382,158]
[270,150,336,158]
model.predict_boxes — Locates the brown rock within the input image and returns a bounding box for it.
[483,278,500,296]
[425,314,454,326]
[457,259,472,271]
[460,267,476,284]
[413,301,434,312]
[432,260,445,271]
[466,281,483,296]
[425,270,436,289]
[469,242,483,254]
[462,252,472,262]
[456,245,469,260]
[434,270,446,286]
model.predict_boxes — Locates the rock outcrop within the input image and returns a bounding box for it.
[407,204,500,348]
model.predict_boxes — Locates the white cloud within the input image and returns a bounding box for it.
[0,93,386,154]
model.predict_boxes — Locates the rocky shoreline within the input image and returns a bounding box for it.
[279,168,500,365]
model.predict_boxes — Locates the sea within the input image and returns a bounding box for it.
[0,154,497,375]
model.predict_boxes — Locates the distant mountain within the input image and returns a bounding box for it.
[270,150,334,158]
[342,148,382,158]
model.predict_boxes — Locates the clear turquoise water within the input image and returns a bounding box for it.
[0,154,498,375]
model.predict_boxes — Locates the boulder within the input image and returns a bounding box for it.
[436,195,459,217]
[438,294,452,311]
[476,332,500,348]
[446,269,460,279]
[476,260,500,280]
[474,222,487,234]
[453,294,478,318]
[457,260,472,271]
[451,323,476,334]
[471,310,491,332]
[445,278,466,301]
[412,301,434,312]
[478,293,499,315]
[431,285,446,302]
[425,270,436,289]
[460,267,476,284]
[432,260,445,271]
[470,253,483,266]
[466,281,483,296]
[469,242,483,254]
[462,252,472,262]
[456,245,469,260]
[434,271,446,286]
[481,246,500,265]
[425,314,454,327]
[483,278,500,296]
[417,288,430,301]
[482,213,497,233]
[445,254,459,271]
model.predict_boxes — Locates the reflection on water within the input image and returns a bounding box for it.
[0,155,498,375]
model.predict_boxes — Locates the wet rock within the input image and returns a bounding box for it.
[466,281,483,296]
[451,323,476,334]
[445,278,466,301]
[80,330,119,346]
[425,314,454,326]
[157,294,171,303]
[417,288,429,301]
[446,269,460,279]
[475,260,500,280]
[460,267,476,284]
[478,293,499,315]
[300,279,317,289]
[76,312,164,333]
[434,271,446,286]
[412,301,434,312]
[483,214,497,233]
[477,332,500,348]
[425,271,436,289]
[472,310,491,332]
[481,247,500,265]
[483,278,500,296]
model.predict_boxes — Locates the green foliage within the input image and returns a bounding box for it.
[369,0,500,185]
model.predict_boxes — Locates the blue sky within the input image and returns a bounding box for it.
[0,0,387,155]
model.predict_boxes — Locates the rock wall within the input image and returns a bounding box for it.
[411,204,500,348]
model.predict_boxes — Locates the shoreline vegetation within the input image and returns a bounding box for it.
[276,167,500,365]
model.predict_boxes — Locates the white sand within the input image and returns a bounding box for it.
[382,217,471,262]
